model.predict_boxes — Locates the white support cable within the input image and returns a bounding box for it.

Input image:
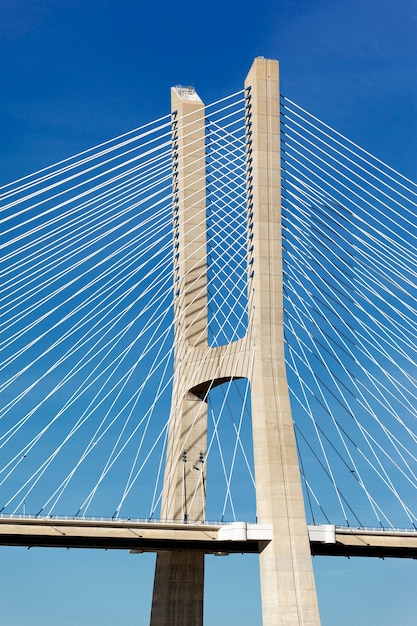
[3,154,171,270]
[119,247,253,518]
[281,96,417,194]
[294,430,331,524]
[0,266,174,456]
[170,97,244,179]
[0,252,175,434]
[45,300,175,517]
[173,114,244,176]
[0,256,171,413]
[0,222,174,399]
[148,426,169,520]
[0,242,173,407]
[350,237,417,286]
[209,406,237,522]
[0,198,172,336]
[207,165,246,197]
[290,388,379,526]
[281,113,417,219]
[282,198,417,366]
[0,200,211,416]
[205,378,240,521]
[205,111,245,142]
[212,264,253,347]
[353,262,416,335]
[284,245,417,425]
[0,143,171,236]
[88,241,247,516]
[1,88,412,524]
[206,123,246,151]
[0,194,173,359]
[282,211,417,413]
[284,262,415,507]
[291,363,417,525]
[0,114,172,200]
[199,89,244,113]
[0,122,171,219]
[284,267,417,470]
[281,163,417,276]
[285,318,352,523]
[114,415,171,519]
[207,180,246,215]
[289,377,368,526]
[216,353,256,488]
[0,158,172,286]
[161,298,255,520]
[173,216,249,352]
[281,167,417,270]
[7,343,150,514]
[0,248,174,429]
[207,189,246,222]
[175,223,247,354]
[0,197,172,318]
[88,185,258,512]
[283,198,412,322]
[0,94,250,516]
[288,217,417,322]
[115,346,199,516]
[112,356,184,516]
[285,317,395,527]
[0,142,172,246]
[206,260,249,344]
[74,279,177,515]
[281,142,417,255]
[282,187,417,312]
[281,186,417,351]
[0,147,172,253]
[0,123,247,390]
[220,376,254,520]
[285,304,417,469]
[206,110,246,137]
[3,90,415,526]
[283,179,417,283]
[284,269,417,523]
[0,151,172,273]
[208,271,252,351]
[1,176,249,512]
[11,92,404,524]
[282,195,417,353]
[4,315,175,514]
[96,318,177,520]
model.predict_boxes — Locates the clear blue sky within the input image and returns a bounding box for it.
[0,0,416,624]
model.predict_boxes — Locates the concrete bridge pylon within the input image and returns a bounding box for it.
[150,57,321,626]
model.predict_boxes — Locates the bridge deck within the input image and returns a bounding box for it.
[309,524,417,559]
[0,517,416,558]
[0,517,271,554]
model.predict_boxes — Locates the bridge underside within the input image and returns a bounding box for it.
[1,518,417,559]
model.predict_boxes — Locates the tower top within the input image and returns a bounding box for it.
[172,85,201,101]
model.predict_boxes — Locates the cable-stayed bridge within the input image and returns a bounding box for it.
[0,58,416,625]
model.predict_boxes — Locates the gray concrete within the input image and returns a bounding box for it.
[151,85,209,626]
[243,57,320,626]
[151,59,321,625]
[2,517,417,559]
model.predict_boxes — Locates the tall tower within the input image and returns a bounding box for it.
[150,58,321,626]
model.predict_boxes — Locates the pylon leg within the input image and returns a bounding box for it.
[245,57,321,625]
[150,551,204,626]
